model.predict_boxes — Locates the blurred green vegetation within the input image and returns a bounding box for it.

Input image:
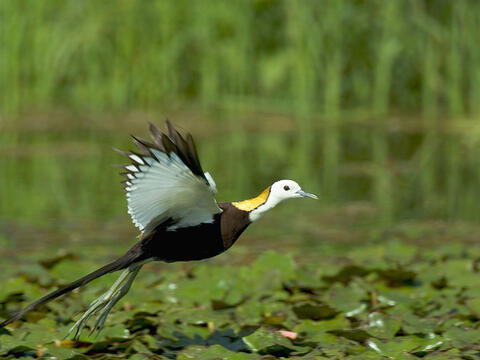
[1,0,480,224]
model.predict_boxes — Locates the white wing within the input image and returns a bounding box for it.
[120,122,222,235]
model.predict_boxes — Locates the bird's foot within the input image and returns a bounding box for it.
[66,265,140,340]
[66,291,116,340]
[90,292,122,335]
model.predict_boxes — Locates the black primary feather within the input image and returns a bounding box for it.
[113,121,211,195]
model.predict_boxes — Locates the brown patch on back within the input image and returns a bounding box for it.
[232,187,271,212]
[218,202,251,250]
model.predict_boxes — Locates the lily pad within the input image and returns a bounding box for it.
[2,238,480,358]
[365,312,401,339]
[292,302,338,320]
[242,327,307,356]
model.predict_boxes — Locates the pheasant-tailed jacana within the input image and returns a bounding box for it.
[0,121,318,339]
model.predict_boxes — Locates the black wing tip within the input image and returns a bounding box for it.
[148,122,162,136]
[116,119,207,183]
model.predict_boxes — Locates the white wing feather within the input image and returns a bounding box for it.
[126,150,221,235]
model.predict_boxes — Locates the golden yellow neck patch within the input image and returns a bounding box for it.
[232,186,271,212]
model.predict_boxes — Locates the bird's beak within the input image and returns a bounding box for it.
[297,189,318,200]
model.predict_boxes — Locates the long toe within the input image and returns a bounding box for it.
[66,267,140,340]
[92,309,110,334]
[67,316,90,341]
[67,298,110,340]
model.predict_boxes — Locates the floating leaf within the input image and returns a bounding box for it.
[177,344,261,359]
[328,329,371,343]
[2,241,480,358]
[466,297,480,317]
[39,252,79,270]
[292,302,338,320]
[366,312,401,339]
[242,327,307,356]
[443,326,480,348]
[322,265,370,284]
[367,335,443,358]
[293,317,349,345]
[44,345,78,360]
[324,282,367,313]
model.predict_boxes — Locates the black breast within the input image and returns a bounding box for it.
[138,203,250,263]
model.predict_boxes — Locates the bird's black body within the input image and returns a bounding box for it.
[135,202,250,263]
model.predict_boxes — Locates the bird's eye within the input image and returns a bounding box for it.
[283,185,290,191]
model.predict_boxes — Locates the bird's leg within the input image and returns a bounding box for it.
[66,269,130,340]
[91,265,140,334]
[66,264,141,340]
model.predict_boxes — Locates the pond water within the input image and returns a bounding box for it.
[1,121,479,263]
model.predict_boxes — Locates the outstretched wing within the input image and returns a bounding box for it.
[117,121,221,235]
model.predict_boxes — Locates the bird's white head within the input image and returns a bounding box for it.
[269,179,318,203]
[233,179,318,222]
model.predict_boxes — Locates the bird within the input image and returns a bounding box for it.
[0,120,318,339]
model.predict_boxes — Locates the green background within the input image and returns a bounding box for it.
[2,1,480,358]
[2,0,480,224]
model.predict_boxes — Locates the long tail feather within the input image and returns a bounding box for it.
[0,247,144,328]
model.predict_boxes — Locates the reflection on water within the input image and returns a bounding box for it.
[1,120,480,256]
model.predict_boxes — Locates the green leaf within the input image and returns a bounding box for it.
[367,335,443,358]
[292,302,338,320]
[366,312,401,339]
[466,297,480,317]
[242,327,307,356]
[328,329,371,343]
[178,344,261,359]
[443,326,480,348]
[44,345,79,360]
[293,317,349,342]
[324,282,367,314]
